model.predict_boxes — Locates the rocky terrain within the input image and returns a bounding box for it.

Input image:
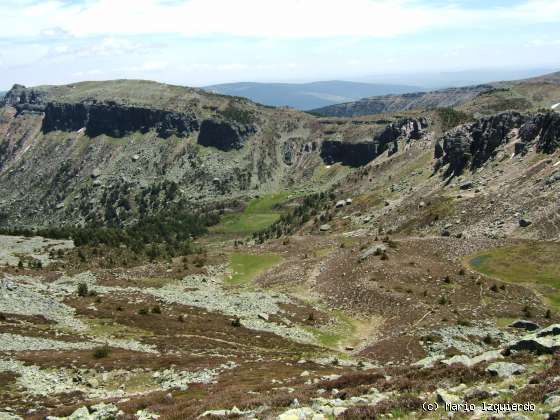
[312,85,493,118]
[313,71,560,118]
[1,73,560,419]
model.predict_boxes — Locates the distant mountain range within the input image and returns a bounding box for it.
[358,67,559,90]
[203,81,420,110]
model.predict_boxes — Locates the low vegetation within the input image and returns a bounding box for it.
[253,191,333,242]
[436,107,474,131]
[212,192,290,236]
[468,241,560,308]
[228,252,283,285]
[0,209,218,259]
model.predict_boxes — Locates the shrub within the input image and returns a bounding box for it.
[138,308,149,315]
[193,256,206,268]
[92,345,111,359]
[77,283,88,297]
[437,107,473,131]
[151,305,161,314]
[231,317,241,327]
[482,334,495,345]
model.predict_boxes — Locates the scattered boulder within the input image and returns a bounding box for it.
[436,388,462,406]
[509,320,540,331]
[508,335,560,354]
[413,355,445,369]
[345,198,352,205]
[319,224,331,232]
[459,181,473,190]
[258,313,269,321]
[335,200,346,208]
[486,362,526,378]
[47,403,121,420]
[443,350,503,368]
[538,324,560,337]
[201,406,250,418]
[135,409,160,420]
[359,244,387,261]
[519,219,532,228]
[545,395,560,407]
[278,407,318,420]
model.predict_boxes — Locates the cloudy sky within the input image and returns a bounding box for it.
[1,0,560,89]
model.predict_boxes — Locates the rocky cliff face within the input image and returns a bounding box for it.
[197,119,255,151]
[519,112,560,154]
[320,141,380,167]
[0,82,331,227]
[320,117,428,167]
[437,112,527,176]
[42,102,199,139]
[3,84,201,139]
[436,111,560,176]
[3,84,47,108]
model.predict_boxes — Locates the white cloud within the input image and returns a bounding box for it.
[2,0,560,40]
[118,61,169,72]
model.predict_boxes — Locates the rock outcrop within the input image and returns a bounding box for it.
[320,117,428,167]
[320,140,380,167]
[2,84,47,111]
[519,112,560,154]
[42,102,199,139]
[437,111,560,177]
[197,119,256,151]
[437,112,527,176]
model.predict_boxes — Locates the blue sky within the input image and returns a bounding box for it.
[1,0,559,89]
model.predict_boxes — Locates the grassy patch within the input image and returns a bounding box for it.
[496,317,518,328]
[85,318,152,339]
[211,193,290,235]
[304,309,362,349]
[467,242,560,308]
[227,252,283,286]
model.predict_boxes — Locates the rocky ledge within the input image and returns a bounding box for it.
[436,111,560,176]
[42,102,199,139]
[320,117,428,167]
[197,118,256,151]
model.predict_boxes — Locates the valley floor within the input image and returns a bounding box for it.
[1,228,559,419]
